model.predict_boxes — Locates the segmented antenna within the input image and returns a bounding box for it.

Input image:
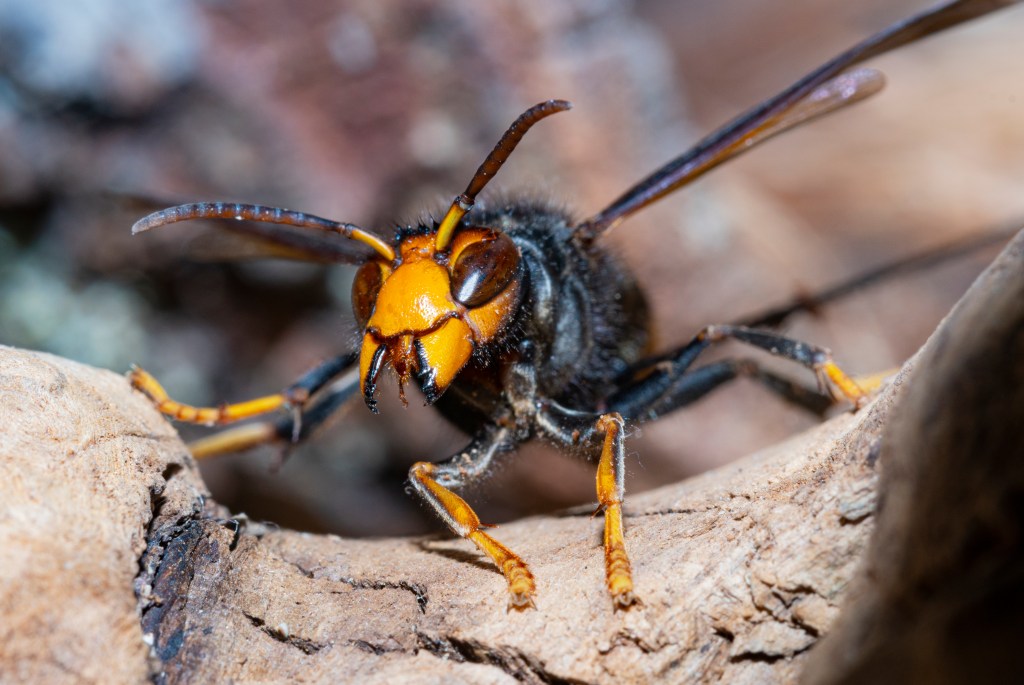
[132,202,396,261]
[434,99,572,252]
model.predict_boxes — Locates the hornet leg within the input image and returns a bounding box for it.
[130,352,355,426]
[610,357,836,422]
[131,353,355,458]
[407,426,536,609]
[187,367,360,459]
[608,325,866,423]
[534,403,637,608]
[594,413,634,607]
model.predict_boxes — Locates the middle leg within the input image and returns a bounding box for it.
[594,413,635,607]
[535,403,637,608]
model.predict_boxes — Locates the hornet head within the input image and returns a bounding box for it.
[354,99,571,412]
[129,102,571,415]
[354,227,523,412]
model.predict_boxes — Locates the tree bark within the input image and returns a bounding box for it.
[801,230,1024,684]
[1,231,1021,684]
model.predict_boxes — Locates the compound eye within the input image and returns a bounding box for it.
[450,232,520,307]
[352,261,385,328]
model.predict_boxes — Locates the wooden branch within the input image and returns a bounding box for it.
[1,230,1020,684]
[0,348,206,684]
[801,230,1024,684]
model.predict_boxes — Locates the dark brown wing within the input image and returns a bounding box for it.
[179,228,349,264]
[575,0,1021,240]
[132,202,394,264]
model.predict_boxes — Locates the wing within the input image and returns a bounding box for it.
[575,0,1021,240]
[132,202,395,264]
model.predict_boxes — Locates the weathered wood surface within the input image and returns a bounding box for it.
[802,229,1024,684]
[0,231,1020,684]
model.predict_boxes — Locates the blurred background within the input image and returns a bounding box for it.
[1,0,1022,536]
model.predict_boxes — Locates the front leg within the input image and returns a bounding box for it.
[130,352,355,444]
[407,425,536,609]
[187,367,361,459]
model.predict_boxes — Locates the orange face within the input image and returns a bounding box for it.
[353,228,522,412]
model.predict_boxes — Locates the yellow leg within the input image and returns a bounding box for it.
[595,413,636,608]
[188,423,279,459]
[853,367,900,394]
[129,366,288,426]
[409,461,536,610]
[816,360,868,408]
[693,325,869,409]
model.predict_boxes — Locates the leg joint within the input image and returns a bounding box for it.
[409,460,435,479]
[596,412,624,435]
[697,324,722,342]
[810,350,833,368]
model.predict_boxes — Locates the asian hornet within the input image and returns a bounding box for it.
[129,0,1017,609]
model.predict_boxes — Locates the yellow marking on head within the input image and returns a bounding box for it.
[367,259,458,337]
[466,276,521,340]
[359,334,383,388]
[416,318,475,394]
[357,227,523,407]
